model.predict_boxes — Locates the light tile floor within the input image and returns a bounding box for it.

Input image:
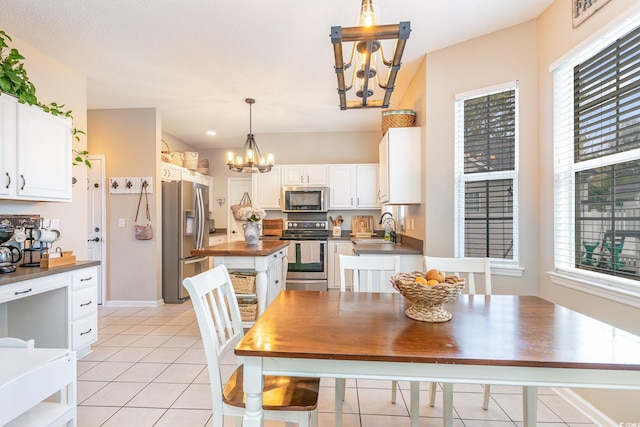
[76,302,601,426]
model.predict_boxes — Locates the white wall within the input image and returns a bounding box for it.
[0,34,89,260]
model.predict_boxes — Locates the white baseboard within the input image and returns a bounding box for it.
[552,387,617,427]
[104,299,165,308]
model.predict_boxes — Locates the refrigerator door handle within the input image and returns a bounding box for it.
[184,256,208,265]
[194,187,203,249]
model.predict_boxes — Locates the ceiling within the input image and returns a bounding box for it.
[0,1,552,149]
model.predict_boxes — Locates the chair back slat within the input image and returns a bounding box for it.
[424,256,492,295]
[339,255,400,293]
[183,264,244,420]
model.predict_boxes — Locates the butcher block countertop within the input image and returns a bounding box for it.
[192,240,289,257]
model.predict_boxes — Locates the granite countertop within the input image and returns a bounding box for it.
[0,260,101,287]
[192,240,289,257]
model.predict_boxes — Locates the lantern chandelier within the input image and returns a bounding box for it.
[226,98,274,173]
[330,0,411,110]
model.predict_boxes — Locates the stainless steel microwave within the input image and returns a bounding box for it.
[281,187,328,212]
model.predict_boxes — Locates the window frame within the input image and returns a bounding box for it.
[552,9,640,302]
[454,81,521,270]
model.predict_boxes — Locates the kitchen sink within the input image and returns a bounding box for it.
[352,238,397,244]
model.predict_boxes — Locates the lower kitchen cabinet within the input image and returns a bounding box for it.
[70,267,98,357]
[328,240,354,289]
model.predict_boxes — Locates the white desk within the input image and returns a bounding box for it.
[0,347,76,426]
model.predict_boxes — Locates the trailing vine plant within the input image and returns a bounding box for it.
[0,29,90,167]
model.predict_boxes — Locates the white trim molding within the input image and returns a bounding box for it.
[548,272,640,308]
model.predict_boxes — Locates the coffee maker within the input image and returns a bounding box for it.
[0,221,22,273]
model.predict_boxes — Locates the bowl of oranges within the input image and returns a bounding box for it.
[390,269,465,322]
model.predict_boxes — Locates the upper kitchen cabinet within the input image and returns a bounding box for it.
[378,127,420,205]
[160,162,182,181]
[329,164,379,209]
[282,164,328,187]
[0,94,72,201]
[252,165,282,209]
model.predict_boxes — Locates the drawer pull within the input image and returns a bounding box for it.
[80,276,93,282]
[80,300,93,307]
[80,328,93,336]
[14,288,33,295]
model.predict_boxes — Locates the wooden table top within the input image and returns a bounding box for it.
[192,240,289,257]
[236,291,640,371]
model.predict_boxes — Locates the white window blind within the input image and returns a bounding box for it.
[454,82,519,263]
[554,10,640,288]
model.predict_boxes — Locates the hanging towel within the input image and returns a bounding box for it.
[300,241,320,264]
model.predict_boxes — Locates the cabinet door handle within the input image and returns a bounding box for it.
[275,280,279,284]
[80,276,93,281]
[20,174,25,190]
[14,288,33,295]
[80,300,93,307]
[5,172,10,189]
[80,328,93,336]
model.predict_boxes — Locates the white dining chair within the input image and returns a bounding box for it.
[0,337,35,348]
[183,264,320,427]
[424,256,530,424]
[337,254,420,427]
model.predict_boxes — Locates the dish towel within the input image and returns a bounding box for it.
[299,241,320,264]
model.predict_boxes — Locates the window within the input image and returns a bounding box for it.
[554,12,640,289]
[454,82,519,264]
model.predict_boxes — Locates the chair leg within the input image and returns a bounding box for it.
[482,383,491,410]
[442,383,453,427]
[428,382,437,407]
[335,378,346,427]
[522,386,538,427]
[409,381,420,427]
[391,380,397,403]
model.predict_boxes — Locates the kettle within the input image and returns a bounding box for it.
[0,245,22,263]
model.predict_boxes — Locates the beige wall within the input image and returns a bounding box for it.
[420,20,539,296]
[536,0,640,420]
[88,108,162,304]
[0,35,89,259]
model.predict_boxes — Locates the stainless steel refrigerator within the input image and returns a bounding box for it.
[162,180,209,303]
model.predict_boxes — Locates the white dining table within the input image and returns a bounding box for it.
[235,290,640,427]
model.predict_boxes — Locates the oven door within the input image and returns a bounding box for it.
[286,240,328,280]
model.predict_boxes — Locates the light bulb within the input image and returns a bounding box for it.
[267,153,274,165]
[226,151,234,164]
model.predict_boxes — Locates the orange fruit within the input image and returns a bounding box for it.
[426,279,439,286]
[426,269,445,282]
[414,277,428,285]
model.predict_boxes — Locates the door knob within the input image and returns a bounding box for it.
[88,237,100,242]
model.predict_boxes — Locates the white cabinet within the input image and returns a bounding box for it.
[266,248,286,305]
[378,127,421,205]
[208,234,227,268]
[70,267,98,358]
[327,240,354,289]
[0,94,72,201]
[282,164,328,186]
[329,164,379,209]
[160,162,182,181]
[252,165,282,209]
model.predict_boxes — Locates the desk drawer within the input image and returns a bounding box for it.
[72,286,97,320]
[72,267,98,291]
[72,316,97,350]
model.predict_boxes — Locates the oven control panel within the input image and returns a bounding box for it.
[284,221,328,231]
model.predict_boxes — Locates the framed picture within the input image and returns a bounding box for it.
[572,0,612,27]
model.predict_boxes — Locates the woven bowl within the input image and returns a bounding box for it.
[391,272,465,323]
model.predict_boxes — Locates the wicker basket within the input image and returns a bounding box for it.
[183,152,199,170]
[229,271,257,294]
[391,272,465,323]
[161,140,183,166]
[381,109,416,134]
[237,298,258,322]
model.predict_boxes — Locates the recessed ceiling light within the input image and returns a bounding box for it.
[206,130,216,136]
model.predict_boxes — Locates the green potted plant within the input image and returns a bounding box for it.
[0,29,90,167]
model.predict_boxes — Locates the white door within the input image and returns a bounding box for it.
[87,155,106,305]
[227,178,252,242]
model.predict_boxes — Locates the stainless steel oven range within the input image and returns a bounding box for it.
[281,220,328,291]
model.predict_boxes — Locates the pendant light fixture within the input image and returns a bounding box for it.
[226,98,274,173]
[330,0,411,109]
